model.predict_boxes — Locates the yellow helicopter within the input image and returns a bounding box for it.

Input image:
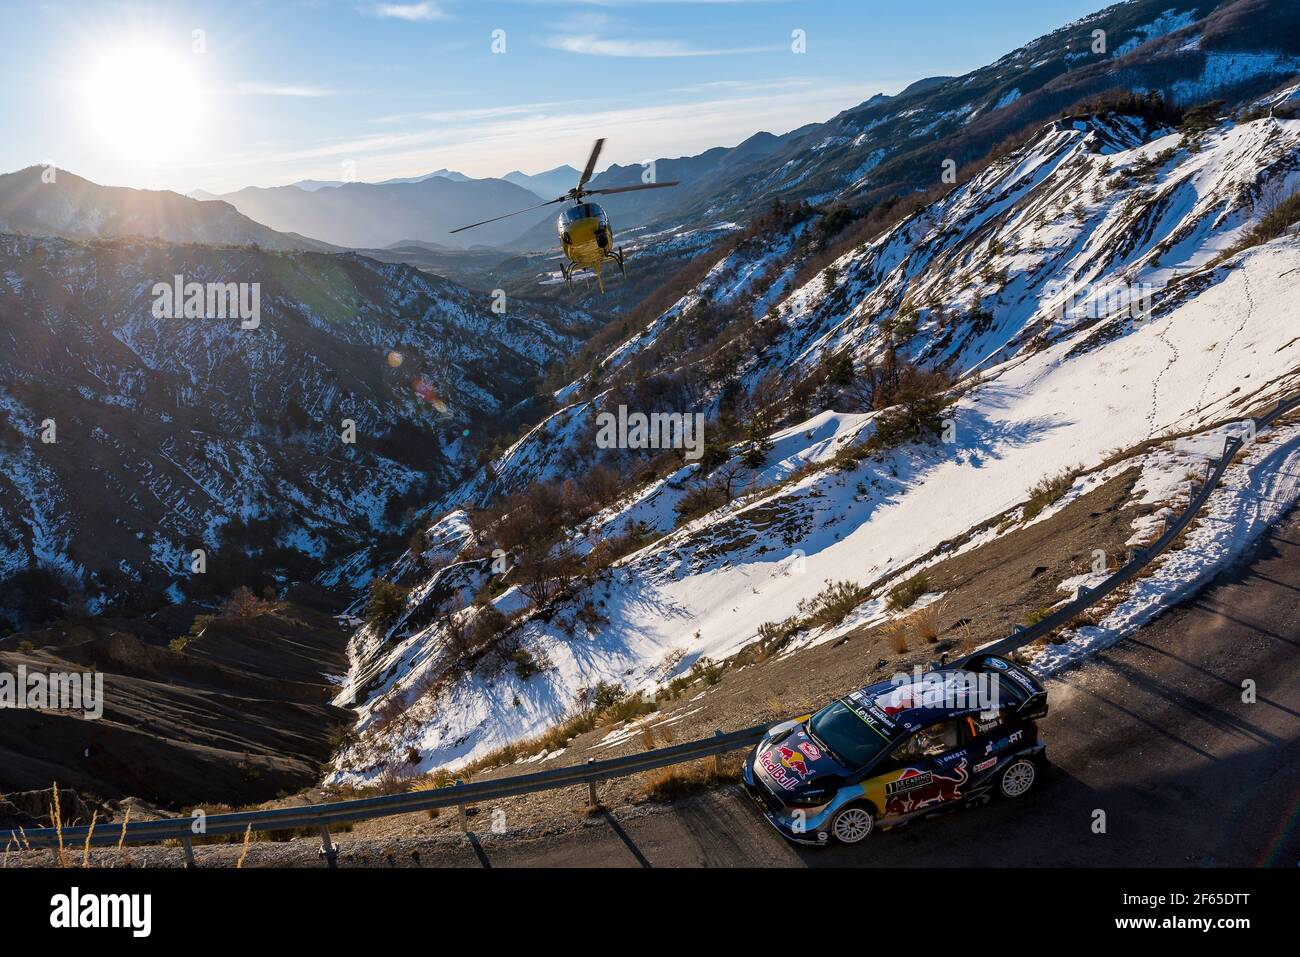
[450,138,679,292]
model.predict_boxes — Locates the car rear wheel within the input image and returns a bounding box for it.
[999,758,1037,798]
[829,804,874,844]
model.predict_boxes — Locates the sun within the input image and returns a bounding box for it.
[76,37,207,164]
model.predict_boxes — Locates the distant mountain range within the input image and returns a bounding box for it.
[0,167,335,251]
[183,166,582,253]
[200,175,557,250]
[501,165,582,200]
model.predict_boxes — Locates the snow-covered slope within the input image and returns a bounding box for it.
[330,108,1300,782]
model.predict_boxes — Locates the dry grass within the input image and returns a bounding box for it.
[640,757,740,802]
[236,824,253,869]
[906,598,947,643]
[81,812,97,868]
[51,782,67,867]
[882,620,910,654]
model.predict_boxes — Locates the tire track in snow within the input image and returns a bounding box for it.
[1197,267,1255,417]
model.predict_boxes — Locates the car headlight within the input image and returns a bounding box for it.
[784,788,834,808]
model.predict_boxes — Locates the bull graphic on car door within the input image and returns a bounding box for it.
[876,758,970,816]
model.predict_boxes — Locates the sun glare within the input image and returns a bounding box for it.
[77,38,207,164]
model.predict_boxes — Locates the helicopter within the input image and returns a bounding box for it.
[450,138,679,293]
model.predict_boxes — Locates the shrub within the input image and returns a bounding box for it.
[673,482,728,526]
[1025,606,1054,626]
[510,647,548,681]
[690,656,724,686]
[1022,467,1079,521]
[1179,99,1224,135]
[886,572,930,612]
[606,691,657,724]
[830,442,869,471]
[587,680,627,713]
[1235,188,1300,252]
[798,580,870,628]
[222,585,271,619]
[365,578,408,631]
[756,616,801,653]
[468,604,509,651]
[871,368,955,449]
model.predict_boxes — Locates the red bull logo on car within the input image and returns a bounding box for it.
[759,743,816,789]
[883,759,969,815]
[779,745,811,779]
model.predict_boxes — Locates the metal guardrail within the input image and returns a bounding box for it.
[5,723,768,863]
[969,392,1299,660]
[6,393,1298,864]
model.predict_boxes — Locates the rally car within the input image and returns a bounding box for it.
[742,654,1048,845]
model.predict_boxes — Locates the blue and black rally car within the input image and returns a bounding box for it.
[742,654,1048,845]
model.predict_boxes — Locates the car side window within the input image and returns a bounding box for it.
[890,720,960,761]
[961,712,1003,741]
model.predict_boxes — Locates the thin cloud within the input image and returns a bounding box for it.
[370,101,568,125]
[205,80,895,189]
[543,33,780,57]
[362,2,446,21]
[224,83,349,98]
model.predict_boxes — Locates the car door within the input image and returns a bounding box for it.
[862,718,972,821]
[963,707,1030,779]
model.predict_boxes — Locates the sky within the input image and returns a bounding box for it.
[2,0,1110,194]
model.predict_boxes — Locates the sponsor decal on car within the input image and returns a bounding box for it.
[845,692,898,736]
[984,728,1024,755]
[1001,669,1037,694]
[778,745,811,780]
[801,740,822,761]
[974,757,998,773]
[886,769,935,794]
[758,748,804,790]
[883,759,969,815]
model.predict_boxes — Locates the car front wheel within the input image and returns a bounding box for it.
[829,804,875,844]
[998,758,1037,798]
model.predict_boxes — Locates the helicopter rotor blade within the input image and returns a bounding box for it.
[448,196,567,234]
[577,138,606,189]
[585,180,680,197]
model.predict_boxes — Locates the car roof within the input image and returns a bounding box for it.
[839,657,1040,736]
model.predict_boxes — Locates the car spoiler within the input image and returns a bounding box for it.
[965,654,1049,720]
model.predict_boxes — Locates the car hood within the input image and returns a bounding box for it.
[754,726,849,794]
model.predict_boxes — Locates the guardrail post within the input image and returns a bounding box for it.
[713,730,724,774]
[586,758,598,807]
[318,825,338,869]
[456,779,468,832]
[180,834,196,869]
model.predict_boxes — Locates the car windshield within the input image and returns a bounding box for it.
[807,699,895,769]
